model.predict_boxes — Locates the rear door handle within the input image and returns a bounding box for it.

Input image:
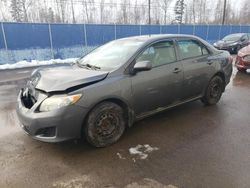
[173,68,181,73]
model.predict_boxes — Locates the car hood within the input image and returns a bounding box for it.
[215,40,238,46]
[31,65,109,92]
[238,45,250,57]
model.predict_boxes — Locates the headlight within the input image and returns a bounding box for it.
[39,94,82,112]
[213,43,217,46]
[243,55,250,62]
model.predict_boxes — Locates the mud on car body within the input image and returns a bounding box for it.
[17,34,233,147]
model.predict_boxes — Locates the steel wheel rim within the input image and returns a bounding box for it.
[95,112,119,139]
[210,80,221,98]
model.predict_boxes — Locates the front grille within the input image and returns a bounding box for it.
[22,125,31,134]
[35,127,56,137]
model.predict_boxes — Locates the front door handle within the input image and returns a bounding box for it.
[173,68,181,73]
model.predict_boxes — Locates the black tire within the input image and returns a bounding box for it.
[201,76,224,105]
[237,67,247,72]
[235,45,241,54]
[85,102,126,147]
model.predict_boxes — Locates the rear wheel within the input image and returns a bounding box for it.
[85,102,126,147]
[201,76,224,105]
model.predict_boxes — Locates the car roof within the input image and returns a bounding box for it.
[114,34,218,54]
[116,34,201,43]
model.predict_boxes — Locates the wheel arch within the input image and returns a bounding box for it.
[202,71,226,97]
[81,97,135,137]
[213,71,226,91]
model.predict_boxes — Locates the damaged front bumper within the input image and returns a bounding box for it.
[16,89,88,143]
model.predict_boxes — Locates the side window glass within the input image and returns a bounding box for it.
[202,47,209,55]
[177,40,203,59]
[136,41,177,67]
[136,47,155,63]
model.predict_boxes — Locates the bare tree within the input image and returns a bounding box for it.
[120,0,129,24]
[239,0,250,24]
[159,0,172,25]
[55,0,62,22]
[0,0,249,25]
[100,0,105,24]
[151,1,160,24]
[88,0,95,23]
[201,0,207,23]
[19,0,28,22]
[59,0,67,23]
[191,0,196,23]
[214,0,223,24]
[70,0,76,23]
[82,0,89,23]
[133,0,141,24]
[0,0,8,21]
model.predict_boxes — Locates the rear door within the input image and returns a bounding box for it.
[130,40,183,116]
[176,38,215,100]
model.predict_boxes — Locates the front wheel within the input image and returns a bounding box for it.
[201,76,224,105]
[85,102,126,147]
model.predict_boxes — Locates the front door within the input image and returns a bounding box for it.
[130,40,183,116]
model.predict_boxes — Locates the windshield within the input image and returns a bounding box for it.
[222,34,242,41]
[78,39,144,71]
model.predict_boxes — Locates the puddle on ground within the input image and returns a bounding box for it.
[0,107,19,138]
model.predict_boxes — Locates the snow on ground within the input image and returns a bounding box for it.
[129,144,159,160]
[0,58,77,70]
[116,152,126,160]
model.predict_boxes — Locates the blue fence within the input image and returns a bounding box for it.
[0,22,250,64]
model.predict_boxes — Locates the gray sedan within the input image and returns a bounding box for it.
[16,34,233,147]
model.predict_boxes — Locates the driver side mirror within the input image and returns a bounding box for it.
[133,60,152,73]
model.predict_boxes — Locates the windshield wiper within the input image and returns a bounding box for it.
[75,59,82,66]
[75,58,101,70]
[82,63,101,70]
